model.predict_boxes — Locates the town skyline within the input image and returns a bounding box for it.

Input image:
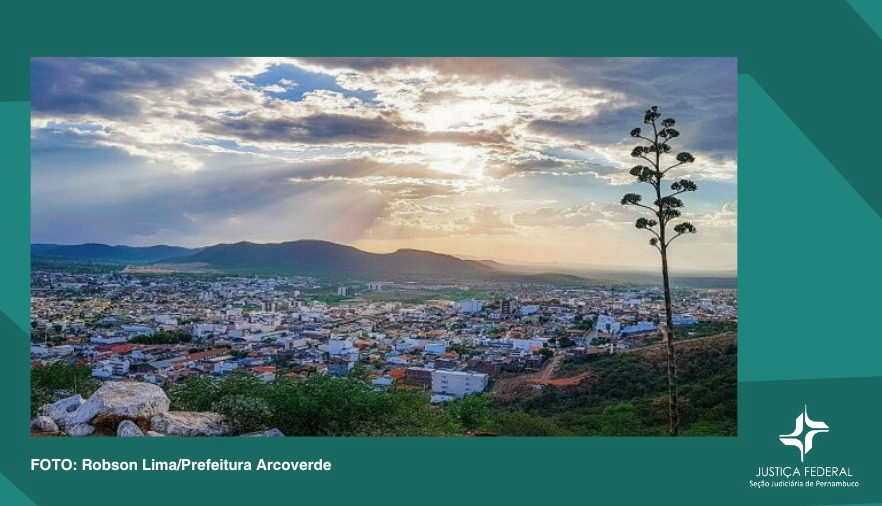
[31,57,737,270]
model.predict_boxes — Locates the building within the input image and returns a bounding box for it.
[500,298,513,317]
[621,320,656,336]
[405,367,434,387]
[328,337,356,356]
[510,338,545,352]
[328,360,354,378]
[433,357,459,370]
[455,299,483,314]
[519,305,540,316]
[431,370,489,398]
[672,314,699,326]
[424,343,447,355]
[371,375,395,389]
[596,314,622,336]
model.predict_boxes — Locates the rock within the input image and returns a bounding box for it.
[116,420,144,437]
[40,395,84,427]
[31,416,60,433]
[240,428,285,437]
[66,381,170,426]
[145,431,165,437]
[150,411,230,437]
[66,423,95,437]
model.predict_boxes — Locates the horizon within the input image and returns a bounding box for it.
[31,57,737,271]
[31,238,737,275]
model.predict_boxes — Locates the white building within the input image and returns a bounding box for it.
[423,342,447,355]
[672,314,699,326]
[213,361,239,375]
[431,370,489,398]
[193,323,225,338]
[328,337,355,356]
[90,335,129,345]
[519,305,540,316]
[596,315,622,336]
[365,282,392,291]
[510,338,545,352]
[51,345,75,356]
[621,320,656,335]
[455,299,483,314]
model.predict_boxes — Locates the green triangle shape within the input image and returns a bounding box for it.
[0,473,36,506]
[740,74,882,382]
[849,0,882,40]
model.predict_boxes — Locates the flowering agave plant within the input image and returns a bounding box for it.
[620,106,698,436]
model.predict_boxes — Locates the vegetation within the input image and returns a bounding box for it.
[130,330,193,344]
[163,333,734,436]
[169,370,460,436]
[211,395,273,435]
[511,335,737,436]
[620,106,699,436]
[30,362,100,416]
[682,321,737,338]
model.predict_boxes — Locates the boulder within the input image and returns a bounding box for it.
[145,431,166,437]
[240,428,285,437]
[117,420,144,437]
[66,423,95,437]
[39,395,84,427]
[31,416,60,433]
[150,411,230,437]
[66,381,169,426]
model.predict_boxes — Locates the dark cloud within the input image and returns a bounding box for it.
[202,112,507,146]
[31,57,246,119]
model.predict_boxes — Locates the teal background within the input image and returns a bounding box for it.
[3,1,882,504]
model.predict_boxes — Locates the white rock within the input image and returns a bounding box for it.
[40,395,84,427]
[116,420,144,437]
[31,416,60,433]
[67,381,170,426]
[150,411,230,436]
[66,423,95,437]
[145,431,166,437]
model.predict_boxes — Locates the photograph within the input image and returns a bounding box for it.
[29,57,737,437]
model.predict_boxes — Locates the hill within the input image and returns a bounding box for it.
[490,332,737,436]
[31,244,201,263]
[162,240,493,280]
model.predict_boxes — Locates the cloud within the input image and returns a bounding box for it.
[31,57,250,119]
[31,57,737,269]
[513,203,625,228]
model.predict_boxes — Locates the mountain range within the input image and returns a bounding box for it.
[32,240,491,280]
[31,243,201,263]
[31,240,736,287]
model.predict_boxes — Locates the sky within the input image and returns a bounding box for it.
[31,57,737,271]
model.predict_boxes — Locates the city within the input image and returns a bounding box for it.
[30,57,737,437]
[31,265,737,436]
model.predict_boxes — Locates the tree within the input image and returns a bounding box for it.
[30,362,100,416]
[212,395,272,435]
[621,106,698,436]
[445,394,490,432]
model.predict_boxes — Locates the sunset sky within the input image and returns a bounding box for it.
[31,57,737,271]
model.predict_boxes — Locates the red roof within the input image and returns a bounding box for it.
[250,366,277,374]
[186,348,229,361]
[110,344,135,354]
